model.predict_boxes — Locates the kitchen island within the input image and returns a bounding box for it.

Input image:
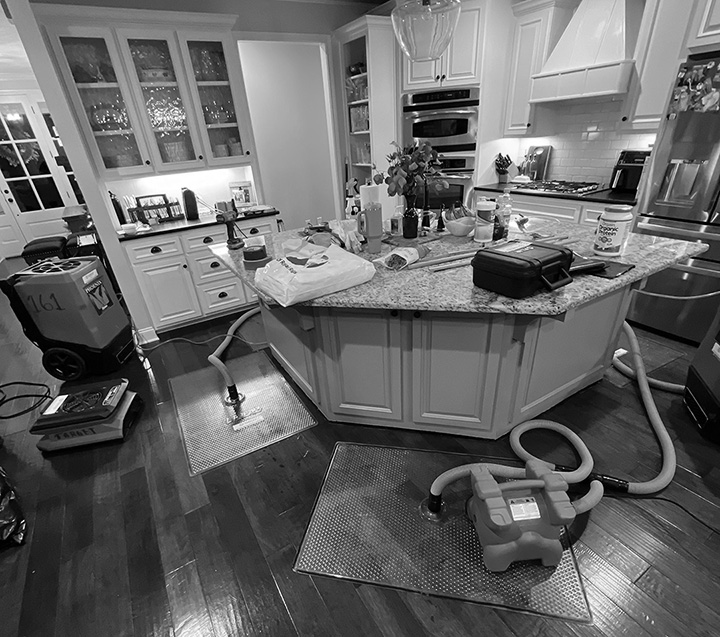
[210,220,707,439]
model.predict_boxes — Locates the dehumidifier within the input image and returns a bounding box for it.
[0,257,134,381]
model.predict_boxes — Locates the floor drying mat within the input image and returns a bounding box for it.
[170,350,317,474]
[295,443,591,622]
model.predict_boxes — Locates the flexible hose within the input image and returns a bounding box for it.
[611,356,685,394]
[207,307,261,395]
[428,321,677,512]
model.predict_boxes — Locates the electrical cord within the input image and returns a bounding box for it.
[0,381,52,420]
[138,332,267,351]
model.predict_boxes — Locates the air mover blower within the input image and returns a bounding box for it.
[0,257,134,381]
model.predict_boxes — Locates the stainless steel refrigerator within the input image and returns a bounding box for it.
[628,51,720,343]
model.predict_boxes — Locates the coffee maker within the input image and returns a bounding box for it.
[610,150,651,194]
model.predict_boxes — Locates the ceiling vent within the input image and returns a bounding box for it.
[529,0,645,103]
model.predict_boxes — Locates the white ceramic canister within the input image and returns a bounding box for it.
[593,205,634,256]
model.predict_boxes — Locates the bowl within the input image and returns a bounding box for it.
[444,216,475,237]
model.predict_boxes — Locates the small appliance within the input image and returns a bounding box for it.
[0,257,134,381]
[609,150,651,194]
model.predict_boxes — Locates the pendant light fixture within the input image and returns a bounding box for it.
[391,0,462,63]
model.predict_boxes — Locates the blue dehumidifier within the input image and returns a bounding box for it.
[0,256,134,381]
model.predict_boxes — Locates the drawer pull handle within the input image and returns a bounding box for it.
[249,228,259,235]
[390,310,398,317]
[218,291,228,299]
[150,246,162,254]
[203,236,214,244]
[210,261,220,268]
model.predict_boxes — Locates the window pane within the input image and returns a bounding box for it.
[0,104,35,141]
[0,144,25,178]
[187,41,229,81]
[16,142,51,176]
[68,174,85,204]
[60,36,118,83]
[8,180,40,211]
[32,177,64,209]
[0,119,8,142]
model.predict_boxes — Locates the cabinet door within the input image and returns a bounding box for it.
[133,256,202,329]
[440,2,482,87]
[320,308,403,421]
[402,58,442,91]
[621,0,694,129]
[687,0,720,52]
[177,35,251,165]
[117,31,205,169]
[49,26,153,175]
[504,11,547,135]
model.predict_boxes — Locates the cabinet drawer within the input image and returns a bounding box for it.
[197,278,248,315]
[125,236,183,263]
[188,252,231,282]
[235,219,275,237]
[181,227,228,253]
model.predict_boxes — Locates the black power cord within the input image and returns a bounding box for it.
[0,381,52,420]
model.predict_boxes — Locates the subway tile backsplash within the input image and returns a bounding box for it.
[529,98,657,185]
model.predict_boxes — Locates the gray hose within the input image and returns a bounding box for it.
[612,356,685,394]
[208,307,261,396]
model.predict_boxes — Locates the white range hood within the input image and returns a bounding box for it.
[529,0,644,103]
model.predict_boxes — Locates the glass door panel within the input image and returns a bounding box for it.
[127,38,197,165]
[39,105,85,204]
[59,36,145,170]
[186,41,243,159]
[0,104,64,213]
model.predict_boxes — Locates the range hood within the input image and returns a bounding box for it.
[529,0,644,103]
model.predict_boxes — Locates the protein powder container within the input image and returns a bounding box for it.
[593,205,634,256]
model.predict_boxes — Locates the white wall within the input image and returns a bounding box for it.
[238,40,339,230]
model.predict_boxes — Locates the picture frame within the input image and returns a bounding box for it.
[229,181,257,208]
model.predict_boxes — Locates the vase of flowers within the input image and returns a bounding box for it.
[374,142,448,239]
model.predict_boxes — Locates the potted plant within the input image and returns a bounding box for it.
[378,141,448,239]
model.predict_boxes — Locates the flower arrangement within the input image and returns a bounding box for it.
[373,142,448,214]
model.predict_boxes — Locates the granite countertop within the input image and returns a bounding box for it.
[209,219,708,316]
[117,209,280,242]
[475,183,638,206]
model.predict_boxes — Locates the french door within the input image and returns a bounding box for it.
[0,95,81,255]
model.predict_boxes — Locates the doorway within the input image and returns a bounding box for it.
[237,38,341,230]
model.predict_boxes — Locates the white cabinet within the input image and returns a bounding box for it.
[132,253,202,329]
[503,0,574,136]
[510,193,582,223]
[124,217,277,331]
[319,307,404,422]
[334,16,399,191]
[687,0,720,52]
[620,0,695,130]
[401,0,483,91]
[41,14,257,177]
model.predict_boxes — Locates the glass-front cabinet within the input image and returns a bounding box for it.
[47,25,253,175]
[118,32,203,169]
[179,37,248,164]
[57,30,151,173]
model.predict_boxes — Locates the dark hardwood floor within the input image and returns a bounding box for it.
[1,287,719,637]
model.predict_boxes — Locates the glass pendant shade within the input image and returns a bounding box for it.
[391,0,462,63]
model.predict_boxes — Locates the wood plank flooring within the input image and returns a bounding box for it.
[1,289,719,637]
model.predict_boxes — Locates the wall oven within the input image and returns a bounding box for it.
[403,88,479,212]
[402,87,479,153]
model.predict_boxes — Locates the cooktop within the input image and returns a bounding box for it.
[513,180,600,195]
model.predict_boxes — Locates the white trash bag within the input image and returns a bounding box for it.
[254,240,376,307]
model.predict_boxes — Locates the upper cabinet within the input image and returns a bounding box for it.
[619,0,695,130]
[502,0,574,136]
[42,15,255,178]
[687,0,720,52]
[334,16,399,193]
[401,0,483,92]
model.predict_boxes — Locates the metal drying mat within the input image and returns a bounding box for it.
[170,350,316,475]
[294,443,591,622]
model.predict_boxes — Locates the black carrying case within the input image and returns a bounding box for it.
[471,240,573,298]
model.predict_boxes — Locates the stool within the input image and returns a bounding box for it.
[21,236,68,265]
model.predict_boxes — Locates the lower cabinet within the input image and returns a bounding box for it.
[125,218,277,332]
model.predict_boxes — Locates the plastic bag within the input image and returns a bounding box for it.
[0,466,26,546]
[254,241,376,307]
[374,246,430,271]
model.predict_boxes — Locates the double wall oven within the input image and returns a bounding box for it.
[628,52,720,343]
[402,87,479,211]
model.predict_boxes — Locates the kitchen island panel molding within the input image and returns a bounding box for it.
[687,0,720,52]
